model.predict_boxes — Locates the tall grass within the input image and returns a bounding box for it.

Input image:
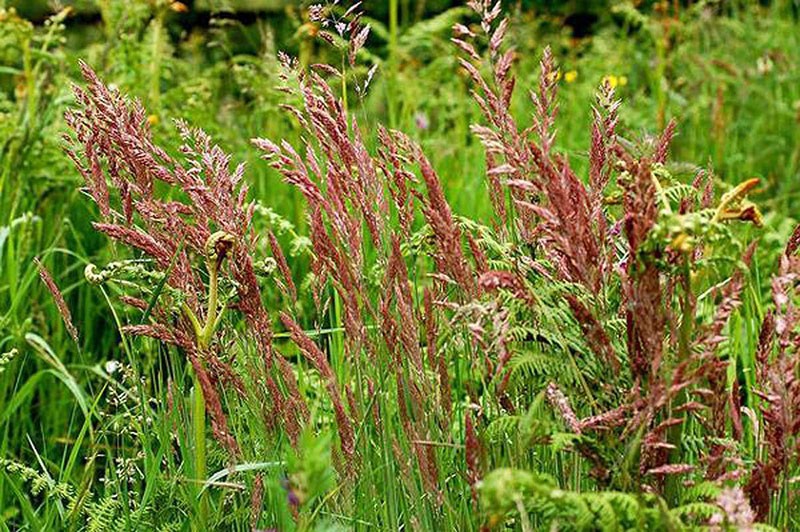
[2,1,800,530]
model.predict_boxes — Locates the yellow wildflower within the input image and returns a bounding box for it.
[602,75,628,88]
[148,114,160,126]
[602,75,619,88]
[564,70,578,83]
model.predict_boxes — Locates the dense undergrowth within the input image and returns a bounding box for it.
[2,0,800,530]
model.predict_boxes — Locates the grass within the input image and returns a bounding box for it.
[2,1,800,530]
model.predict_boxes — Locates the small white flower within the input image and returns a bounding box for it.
[105,360,120,374]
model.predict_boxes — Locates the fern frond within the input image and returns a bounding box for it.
[670,501,721,523]
[485,415,521,443]
[86,495,122,532]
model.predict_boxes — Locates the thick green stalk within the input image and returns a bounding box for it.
[193,377,208,524]
[200,262,219,350]
[191,246,227,522]
[187,232,233,524]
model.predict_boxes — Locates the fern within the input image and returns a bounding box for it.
[480,468,684,531]
[485,415,523,444]
[364,7,473,62]
[0,458,74,503]
[86,495,121,532]
[680,480,722,504]
[507,350,580,388]
[669,501,721,524]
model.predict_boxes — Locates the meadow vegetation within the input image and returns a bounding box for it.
[2,0,800,530]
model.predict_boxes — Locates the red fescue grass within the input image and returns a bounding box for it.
[61,0,800,526]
